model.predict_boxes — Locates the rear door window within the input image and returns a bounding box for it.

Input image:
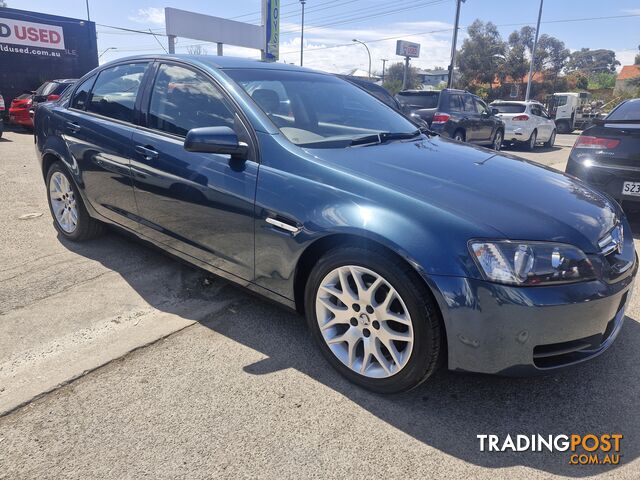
[463,95,477,113]
[607,100,640,121]
[491,103,526,113]
[87,63,148,123]
[447,94,463,111]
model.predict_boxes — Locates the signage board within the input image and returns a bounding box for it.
[396,40,420,58]
[264,0,279,61]
[165,7,264,51]
[0,17,66,50]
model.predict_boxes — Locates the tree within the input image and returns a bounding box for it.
[499,29,530,86]
[536,34,569,83]
[457,20,506,88]
[187,45,207,55]
[566,48,620,73]
[382,62,420,92]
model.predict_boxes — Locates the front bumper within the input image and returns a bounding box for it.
[429,257,636,375]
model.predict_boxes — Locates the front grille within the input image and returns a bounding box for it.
[598,223,623,257]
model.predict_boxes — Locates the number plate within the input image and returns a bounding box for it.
[622,182,640,196]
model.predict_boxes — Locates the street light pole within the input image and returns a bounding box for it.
[525,0,544,101]
[352,39,371,80]
[447,0,464,88]
[300,0,306,66]
[98,47,117,59]
[381,59,388,83]
[85,0,91,21]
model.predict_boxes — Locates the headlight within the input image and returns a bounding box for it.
[469,241,595,286]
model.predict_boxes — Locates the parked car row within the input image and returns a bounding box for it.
[33,55,636,393]
[8,79,76,130]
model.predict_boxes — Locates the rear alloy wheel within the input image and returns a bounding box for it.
[544,129,556,148]
[47,162,105,241]
[305,246,442,393]
[453,130,465,143]
[525,130,537,151]
[492,130,503,151]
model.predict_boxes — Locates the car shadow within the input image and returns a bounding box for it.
[58,227,640,478]
[503,145,564,153]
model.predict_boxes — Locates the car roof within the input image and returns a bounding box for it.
[100,54,323,74]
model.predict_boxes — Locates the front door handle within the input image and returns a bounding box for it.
[135,145,159,161]
[65,121,81,133]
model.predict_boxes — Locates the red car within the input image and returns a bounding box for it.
[9,79,76,129]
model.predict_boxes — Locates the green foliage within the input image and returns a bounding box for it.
[382,79,404,95]
[457,20,506,87]
[384,62,421,90]
[566,48,620,73]
[576,76,589,90]
[587,72,616,90]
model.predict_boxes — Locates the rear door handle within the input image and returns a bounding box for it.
[65,121,81,133]
[135,145,159,161]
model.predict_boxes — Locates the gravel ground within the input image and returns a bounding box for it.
[1,129,639,479]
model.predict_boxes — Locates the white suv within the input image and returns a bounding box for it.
[489,100,556,150]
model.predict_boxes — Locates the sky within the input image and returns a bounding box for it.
[9,0,640,73]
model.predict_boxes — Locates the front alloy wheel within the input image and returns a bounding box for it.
[305,246,442,393]
[315,265,414,378]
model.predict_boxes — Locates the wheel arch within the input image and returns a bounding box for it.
[293,232,449,365]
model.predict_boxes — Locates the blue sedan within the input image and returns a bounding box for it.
[34,56,636,393]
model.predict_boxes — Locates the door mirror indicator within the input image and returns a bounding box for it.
[184,126,248,158]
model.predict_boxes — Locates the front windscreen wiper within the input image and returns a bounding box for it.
[349,130,422,147]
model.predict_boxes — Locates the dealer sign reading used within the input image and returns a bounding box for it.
[396,40,420,58]
[0,17,65,50]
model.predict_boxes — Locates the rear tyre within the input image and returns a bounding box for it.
[46,162,105,241]
[304,245,443,394]
[492,130,503,151]
[452,130,465,143]
[544,129,556,148]
[525,130,537,151]
[556,121,570,134]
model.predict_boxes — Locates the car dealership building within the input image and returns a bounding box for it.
[0,7,98,110]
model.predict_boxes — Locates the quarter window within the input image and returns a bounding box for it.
[148,64,235,136]
[87,63,147,123]
[71,76,96,110]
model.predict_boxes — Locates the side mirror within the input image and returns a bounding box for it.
[491,108,499,115]
[184,126,248,158]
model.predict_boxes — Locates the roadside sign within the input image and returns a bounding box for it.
[396,40,420,58]
[264,0,279,61]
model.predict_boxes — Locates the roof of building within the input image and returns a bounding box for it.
[618,65,640,81]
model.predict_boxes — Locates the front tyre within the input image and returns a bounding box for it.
[46,162,105,241]
[305,246,442,393]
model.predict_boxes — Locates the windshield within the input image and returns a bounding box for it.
[396,92,439,109]
[225,69,417,148]
[491,103,526,113]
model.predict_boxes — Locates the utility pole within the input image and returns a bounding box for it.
[447,0,464,88]
[85,0,91,21]
[381,59,388,83]
[402,56,410,89]
[300,0,306,66]
[525,0,544,101]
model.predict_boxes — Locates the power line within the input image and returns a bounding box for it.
[281,0,451,35]
[281,13,640,55]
